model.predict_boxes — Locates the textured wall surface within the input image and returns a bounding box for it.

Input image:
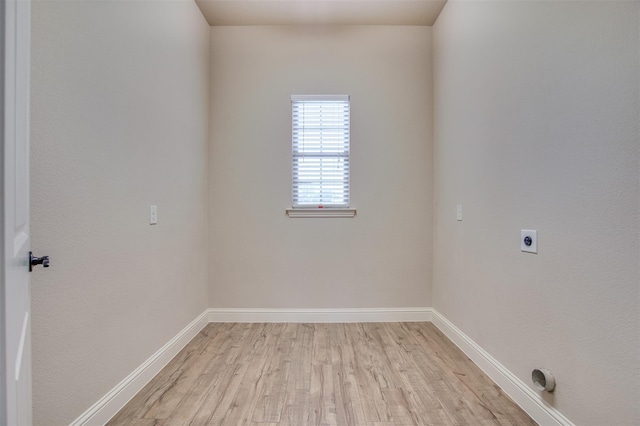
[30,1,210,423]
[432,1,639,424]
[208,26,433,309]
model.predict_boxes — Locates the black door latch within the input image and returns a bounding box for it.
[29,251,50,272]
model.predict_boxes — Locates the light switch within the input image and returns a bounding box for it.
[150,205,158,225]
[521,229,537,253]
[456,205,463,221]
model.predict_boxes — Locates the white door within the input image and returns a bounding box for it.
[2,0,33,424]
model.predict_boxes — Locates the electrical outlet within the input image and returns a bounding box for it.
[456,205,463,221]
[521,229,537,253]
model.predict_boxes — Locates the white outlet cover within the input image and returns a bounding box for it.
[521,229,537,253]
[456,204,463,221]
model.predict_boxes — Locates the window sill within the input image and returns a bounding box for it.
[286,208,357,218]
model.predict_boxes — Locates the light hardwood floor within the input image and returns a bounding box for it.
[107,322,536,426]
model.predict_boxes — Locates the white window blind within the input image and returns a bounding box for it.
[292,95,350,208]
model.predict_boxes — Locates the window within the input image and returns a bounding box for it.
[291,95,350,209]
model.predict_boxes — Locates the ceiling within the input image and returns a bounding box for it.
[195,0,447,26]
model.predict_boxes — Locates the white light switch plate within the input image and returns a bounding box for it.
[521,229,537,253]
[456,205,463,221]
[150,205,158,225]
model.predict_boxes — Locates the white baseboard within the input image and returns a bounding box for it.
[207,307,433,323]
[69,309,210,426]
[430,309,574,426]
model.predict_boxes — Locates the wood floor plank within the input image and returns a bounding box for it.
[376,323,450,425]
[109,322,537,426]
[220,326,276,425]
[195,325,271,425]
[330,325,367,426]
[349,324,393,423]
[281,325,311,426]
[162,374,221,426]
[280,389,310,426]
[160,326,251,424]
[308,362,338,425]
[142,330,224,420]
[251,325,291,423]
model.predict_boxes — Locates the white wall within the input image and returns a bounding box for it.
[30,1,210,423]
[432,1,639,425]
[208,26,433,309]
